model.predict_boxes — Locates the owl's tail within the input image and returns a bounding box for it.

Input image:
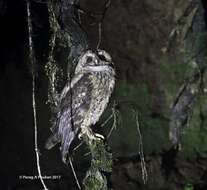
[45,133,60,150]
[45,127,77,164]
[60,127,76,164]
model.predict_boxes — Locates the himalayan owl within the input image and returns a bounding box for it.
[45,49,115,163]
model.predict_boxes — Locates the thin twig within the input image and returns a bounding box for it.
[107,105,118,139]
[100,113,113,128]
[104,102,120,139]
[73,141,84,152]
[133,110,148,184]
[68,157,81,190]
[84,151,91,157]
[96,22,102,49]
[26,1,48,190]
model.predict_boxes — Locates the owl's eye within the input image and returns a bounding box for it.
[98,54,107,61]
[86,57,93,63]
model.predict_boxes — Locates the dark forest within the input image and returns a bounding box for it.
[1,0,207,190]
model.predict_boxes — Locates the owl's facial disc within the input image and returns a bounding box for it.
[83,50,114,72]
[75,50,114,74]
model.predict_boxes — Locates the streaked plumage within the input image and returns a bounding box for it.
[45,50,115,163]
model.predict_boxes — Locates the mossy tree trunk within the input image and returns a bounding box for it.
[46,0,113,189]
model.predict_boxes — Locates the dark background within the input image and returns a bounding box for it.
[1,0,207,190]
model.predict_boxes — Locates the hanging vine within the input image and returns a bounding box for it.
[26,1,48,189]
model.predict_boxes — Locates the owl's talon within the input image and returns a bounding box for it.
[78,126,104,141]
[94,133,104,140]
[78,133,83,140]
[78,125,87,139]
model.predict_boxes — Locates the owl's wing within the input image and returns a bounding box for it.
[45,73,93,163]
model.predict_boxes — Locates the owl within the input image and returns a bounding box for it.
[45,49,115,163]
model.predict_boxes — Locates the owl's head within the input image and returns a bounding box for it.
[75,49,114,74]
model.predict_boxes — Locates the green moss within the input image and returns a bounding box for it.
[159,55,195,107]
[184,183,194,190]
[108,107,140,156]
[83,169,108,190]
[89,140,112,172]
[181,95,207,159]
[141,116,170,154]
[83,138,112,190]
[107,72,207,160]
[107,105,170,156]
[107,80,171,155]
[183,127,207,159]
[114,80,150,112]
